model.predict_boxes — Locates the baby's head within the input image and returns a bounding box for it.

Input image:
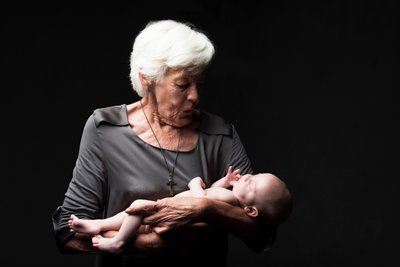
[232,173,292,225]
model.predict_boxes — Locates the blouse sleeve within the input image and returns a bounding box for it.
[228,125,253,175]
[52,114,106,252]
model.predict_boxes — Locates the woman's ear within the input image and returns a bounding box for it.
[138,72,145,83]
[244,206,259,217]
[139,72,152,91]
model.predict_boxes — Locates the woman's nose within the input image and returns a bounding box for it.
[187,86,199,103]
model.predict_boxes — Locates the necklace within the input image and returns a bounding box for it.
[140,100,181,196]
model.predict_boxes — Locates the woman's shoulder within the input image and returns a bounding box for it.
[92,104,129,127]
[199,110,232,136]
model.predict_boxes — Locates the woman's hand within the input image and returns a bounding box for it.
[125,196,207,234]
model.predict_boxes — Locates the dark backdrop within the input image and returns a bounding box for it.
[3,2,399,266]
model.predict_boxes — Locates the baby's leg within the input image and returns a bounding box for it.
[68,211,127,235]
[91,209,143,253]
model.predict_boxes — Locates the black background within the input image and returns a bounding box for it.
[3,2,399,266]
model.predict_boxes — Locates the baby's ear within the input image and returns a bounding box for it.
[244,206,259,217]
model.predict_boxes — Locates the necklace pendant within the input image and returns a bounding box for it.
[167,174,177,196]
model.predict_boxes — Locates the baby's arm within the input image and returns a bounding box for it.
[211,166,241,188]
[186,177,207,197]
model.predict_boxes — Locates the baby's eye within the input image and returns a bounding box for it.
[248,181,253,191]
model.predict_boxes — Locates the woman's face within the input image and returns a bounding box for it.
[153,68,204,127]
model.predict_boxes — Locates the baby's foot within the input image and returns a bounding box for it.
[68,214,101,235]
[92,234,125,254]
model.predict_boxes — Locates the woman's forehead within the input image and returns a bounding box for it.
[165,68,204,79]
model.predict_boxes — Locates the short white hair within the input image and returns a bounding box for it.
[129,19,215,97]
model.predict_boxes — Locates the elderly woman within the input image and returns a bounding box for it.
[52,19,289,267]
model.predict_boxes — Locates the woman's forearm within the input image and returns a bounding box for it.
[64,232,101,254]
[201,198,260,236]
[200,198,274,252]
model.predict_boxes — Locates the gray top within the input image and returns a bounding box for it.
[52,104,259,266]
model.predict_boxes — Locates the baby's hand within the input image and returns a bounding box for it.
[225,166,241,186]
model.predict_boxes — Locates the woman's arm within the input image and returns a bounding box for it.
[200,198,278,252]
[64,233,102,253]
[125,196,277,253]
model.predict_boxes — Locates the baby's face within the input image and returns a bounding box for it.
[232,174,270,207]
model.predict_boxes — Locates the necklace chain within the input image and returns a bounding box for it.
[140,99,181,196]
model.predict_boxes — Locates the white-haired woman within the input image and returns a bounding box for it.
[53,19,289,267]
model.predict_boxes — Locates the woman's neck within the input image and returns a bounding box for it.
[127,100,199,151]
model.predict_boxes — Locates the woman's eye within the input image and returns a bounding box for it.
[176,83,190,90]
